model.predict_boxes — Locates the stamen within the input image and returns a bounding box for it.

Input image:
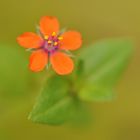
[44,35,49,40]
[58,36,63,40]
[48,40,52,44]
[54,42,58,46]
[43,33,62,53]
[52,32,56,36]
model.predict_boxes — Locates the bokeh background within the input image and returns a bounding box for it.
[0,0,140,140]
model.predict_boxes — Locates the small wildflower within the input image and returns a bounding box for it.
[17,16,82,75]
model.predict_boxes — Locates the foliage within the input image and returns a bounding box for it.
[29,38,133,124]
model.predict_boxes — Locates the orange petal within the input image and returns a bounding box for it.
[17,32,43,49]
[50,52,74,75]
[29,50,48,72]
[60,31,82,50]
[40,16,59,36]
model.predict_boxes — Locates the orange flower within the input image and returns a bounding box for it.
[17,16,82,75]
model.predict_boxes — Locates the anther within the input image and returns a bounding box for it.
[48,40,52,44]
[54,42,58,46]
[44,35,49,40]
[52,32,56,36]
[58,36,63,40]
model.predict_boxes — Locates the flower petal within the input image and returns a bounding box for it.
[50,52,74,75]
[60,31,82,50]
[40,16,59,36]
[17,32,43,49]
[29,50,48,72]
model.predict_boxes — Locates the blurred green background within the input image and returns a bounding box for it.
[0,0,140,140]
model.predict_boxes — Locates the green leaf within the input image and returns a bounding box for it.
[78,38,133,101]
[29,75,87,125]
[79,84,115,101]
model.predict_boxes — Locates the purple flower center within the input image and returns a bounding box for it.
[41,32,63,54]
